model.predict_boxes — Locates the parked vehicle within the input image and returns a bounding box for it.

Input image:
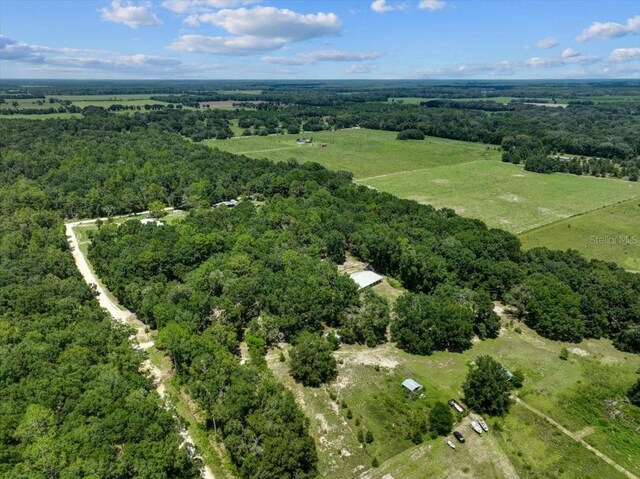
[478,418,489,432]
[453,431,465,443]
[448,399,465,413]
[470,421,483,434]
[447,440,456,449]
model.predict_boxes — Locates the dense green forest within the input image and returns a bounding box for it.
[3,78,639,100]
[1,81,639,477]
[0,147,199,475]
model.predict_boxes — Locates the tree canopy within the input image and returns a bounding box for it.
[462,356,516,416]
[289,332,338,387]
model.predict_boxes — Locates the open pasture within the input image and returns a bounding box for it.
[68,98,169,108]
[519,198,640,271]
[207,128,499,179]
[0,98,64,110]
[360,161,640,234]
[0,112,83,119]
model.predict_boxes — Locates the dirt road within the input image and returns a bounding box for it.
[516,398,638,479]
[65,221,215,479]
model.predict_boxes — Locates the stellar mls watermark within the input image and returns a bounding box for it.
[589,235,638,245]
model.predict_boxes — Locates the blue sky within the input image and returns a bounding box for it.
[1,0,638,79]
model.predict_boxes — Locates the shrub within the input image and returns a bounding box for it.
[428,401,454,436]
[397,129,425,140]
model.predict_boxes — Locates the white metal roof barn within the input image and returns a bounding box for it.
[349,270,383,289]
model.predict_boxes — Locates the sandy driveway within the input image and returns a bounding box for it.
[65,220,215,479]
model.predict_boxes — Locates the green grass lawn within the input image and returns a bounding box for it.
[360,161,640,234]
[207,129,499,179]
[520,198,640,271]
[268,314,639,479]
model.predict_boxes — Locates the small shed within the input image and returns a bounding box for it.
[349,270,383,289]
[402,379,423,399]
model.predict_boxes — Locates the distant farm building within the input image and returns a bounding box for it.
[214,199,239,208]
[140,218,164,226]
[402,379,423,399]
[349,270,383,289]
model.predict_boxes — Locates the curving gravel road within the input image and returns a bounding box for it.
[65,221,215,479]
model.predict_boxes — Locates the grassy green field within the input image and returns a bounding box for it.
[207,129,499,179]
[0,112,83,119]
[0,98,64,110]
[519,198,640,270]
[360,161,640,234]
[48,94,162,101]
[69,98,169,108]
[268,310,640,479]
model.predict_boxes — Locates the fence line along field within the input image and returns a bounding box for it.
[519,198,640,271]
[360,160,640,234]
[206,128,499,179]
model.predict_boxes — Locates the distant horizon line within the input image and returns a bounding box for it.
[1,78,639,82]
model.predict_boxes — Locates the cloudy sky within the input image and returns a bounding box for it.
[0,0,638,79]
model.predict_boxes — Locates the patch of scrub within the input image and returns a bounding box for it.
[500,193,524,203]
[569,348,589,357]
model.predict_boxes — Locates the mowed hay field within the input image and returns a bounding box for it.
[207,128,499,179]
[361,161,640,234]
[267,315,640,479]
[520,198,640,270]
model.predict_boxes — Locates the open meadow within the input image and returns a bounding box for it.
[210,128,640,267]
[207,128,499,179]
[360,161,640,234]
[267,310,640,479]
[519,198,640,271]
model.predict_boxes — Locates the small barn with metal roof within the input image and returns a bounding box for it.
[349,270,383,289]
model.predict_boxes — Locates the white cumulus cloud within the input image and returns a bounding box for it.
[534,37,558,49]
[0,35,223,77]
[561,48,580,58]
[525,50,597,68]
[608,47,640,63]
[262,50,382,65]
[161,0,260,14]
[370,0,406,13]
[185,6,341,41]
[347,63,375,74]
[168,34,285,55]
[418,0,446,11]
[577,15,640,42]
[100,0,163,28]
